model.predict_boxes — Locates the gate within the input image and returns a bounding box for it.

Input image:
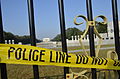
[0,0,120,79]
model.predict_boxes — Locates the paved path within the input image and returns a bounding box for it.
[68,46,115,53]
[37,45,114,53]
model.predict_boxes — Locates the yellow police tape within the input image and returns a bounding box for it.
[0,44,120,70]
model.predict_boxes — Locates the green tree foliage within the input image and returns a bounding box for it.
[52,22,107,41]
[96,22,107,33]
[15,35,31,44]
[66,27,83,40]
[4,32,15,40]
[3,31,41,44]
[52,34,61,41]
[52,27,83,41]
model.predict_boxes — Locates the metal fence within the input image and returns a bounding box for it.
[0,0,119,79]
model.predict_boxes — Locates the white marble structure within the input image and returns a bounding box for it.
[5,40,15,44]
[66,21,120,46]
[38,21,120,47]
[43,38,50,42]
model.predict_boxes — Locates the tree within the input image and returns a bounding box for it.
[52,34,61,41]
[66,27,83,40]
[15,35,41,44]
[96,22,107,33]
[3,31,41,44]
[52,27,83,41]
[4,32,15,40]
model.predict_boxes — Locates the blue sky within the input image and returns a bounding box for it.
[1,0,120,40]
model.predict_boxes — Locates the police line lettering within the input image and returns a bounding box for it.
[0,44,120,70]
[8,47,71,63]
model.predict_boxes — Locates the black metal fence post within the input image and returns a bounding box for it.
[27,0,39,79]
[86,0,97,79]
[58,0,69,79]
[111,0,120,78]
[0,0,7,79]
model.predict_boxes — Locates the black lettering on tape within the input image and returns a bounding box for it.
[76,55,82,64]
[113,60,118,66]
[66,54,71,64]
[118,62,120,66]
[29,49,32,61]
[76,55,88,64]
[97,58,104,65]
[39,50,45,62]
[92,57,108,65]
[15,48,22,60]
[8,47,15,59]
[113,60,120,66]
[103,58,108,65]
[82,55,88,64]
[32,50,39,61]
[50,51,55,62]
[59,52,65,63]
[92,57,98,65]
[23,48,28,60]
[56,52,58,63]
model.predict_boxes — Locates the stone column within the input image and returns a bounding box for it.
[5,40,7,44]
[12,40,14,44]
[72,36,74,41]
[87,35,89,40]
[75,36,77,41]
[9,40,11,44]
[78,35,80,40]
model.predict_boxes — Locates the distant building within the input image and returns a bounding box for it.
[107,21,120,37]
[43,38,50,42]
[65,21,120,46]
[40,21,120,47]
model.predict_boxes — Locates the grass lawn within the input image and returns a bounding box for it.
[6,44,116,79]
[50,44,115,51]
